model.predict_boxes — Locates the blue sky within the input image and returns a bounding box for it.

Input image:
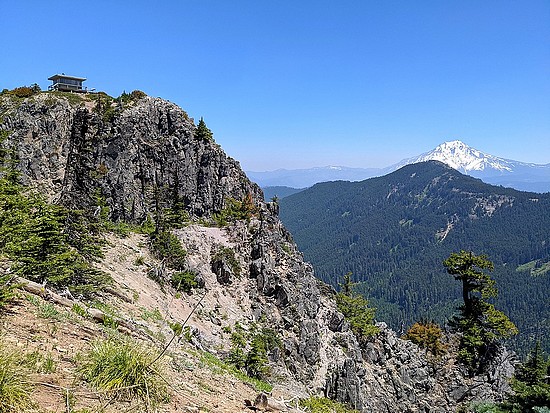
[1,1,549,170]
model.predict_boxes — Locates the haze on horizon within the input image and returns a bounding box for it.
[1,1,549,171]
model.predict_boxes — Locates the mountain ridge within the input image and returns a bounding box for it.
[279,160,550,355]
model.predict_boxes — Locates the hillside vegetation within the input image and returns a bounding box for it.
[280,161,550,354]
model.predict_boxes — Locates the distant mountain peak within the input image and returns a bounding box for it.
[248,140,550,193]
[392,140,516,173]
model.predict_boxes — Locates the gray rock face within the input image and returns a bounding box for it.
[0,92,516,412]
[211,258,233,285]
[0,94,262,221]
[240,204,515,412]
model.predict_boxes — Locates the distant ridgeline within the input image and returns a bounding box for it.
[280,161,550,355]
[261,186,305,201]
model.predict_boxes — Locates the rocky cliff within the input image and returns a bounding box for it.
[0,91,515,412]
[0,92,261,220]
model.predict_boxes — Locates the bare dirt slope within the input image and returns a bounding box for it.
[1,230,303,413]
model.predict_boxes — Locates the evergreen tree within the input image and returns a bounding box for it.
[515,341,547,385]
[443,251,518,373]
[195,117,213,141]
[0,132,109,297]
[245,335,269,379]
[336,273,379,340]
[497,341,550,412]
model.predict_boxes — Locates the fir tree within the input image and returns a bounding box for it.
[195,117,213,141]
[515,341,547,385]
[336,272,379,340]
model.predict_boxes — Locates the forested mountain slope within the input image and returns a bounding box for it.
[280,161,550,354]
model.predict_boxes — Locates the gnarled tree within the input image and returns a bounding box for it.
[443,250,518,373]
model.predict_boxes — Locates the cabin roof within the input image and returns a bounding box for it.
[48,74,87,81]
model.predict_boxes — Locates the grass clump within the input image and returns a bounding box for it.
[0,343,34,412]
[77,336,169,408]
[26,294,64,320]
[24,350,56,374]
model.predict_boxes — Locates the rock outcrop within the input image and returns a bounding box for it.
[0,92,515,412]
[0,93,261,220]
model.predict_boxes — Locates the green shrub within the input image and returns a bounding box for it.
[197,350,272,393]
[460,402,508,413]
[299,396,359,413]
[48,91,85,105]
[9,86,38,98]
[72,303,88,318]
[149,230,187,271]
[37,302,62,320]
[211,247,241,277]
[170,270,198,293]
[0,273,17,312]
[77,336,168,408]
[140,307,163,322]
[130,90,146,100]
[213,194,257,226]
[227,323,281,380]
[403,321,446,356]
[0,343,34,412]
[91,92,117,122]
[117,90,147,105]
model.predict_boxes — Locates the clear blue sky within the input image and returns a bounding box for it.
[2,1,549,170]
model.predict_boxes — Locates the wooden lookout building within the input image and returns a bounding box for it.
[48,74,87,92]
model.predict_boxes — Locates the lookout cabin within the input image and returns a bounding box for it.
[48,74,87,92]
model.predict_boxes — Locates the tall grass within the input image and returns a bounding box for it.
[76,336,168,409]
[0,344,34,412]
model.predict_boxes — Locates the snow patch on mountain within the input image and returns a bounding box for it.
[392,140,520,173]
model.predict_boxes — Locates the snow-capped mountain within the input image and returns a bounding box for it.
[388,140,530,174]
[385,140,550,192]
[247,140,550,193]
